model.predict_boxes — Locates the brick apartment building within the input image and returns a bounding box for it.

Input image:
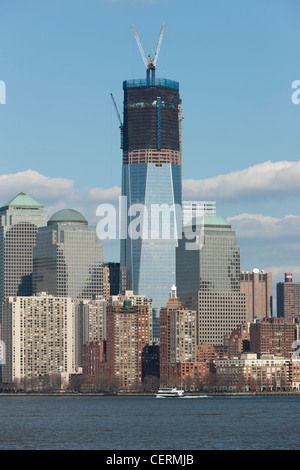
[223,323,250,358]
[83,300,152,390]
[250,317,296,358]
[277,273,300,321]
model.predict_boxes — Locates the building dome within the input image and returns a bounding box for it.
[203,215,230,227]
[186,215,231,228]
[48,209,88,226]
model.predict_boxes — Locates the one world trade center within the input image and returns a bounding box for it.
[119,24,183,322]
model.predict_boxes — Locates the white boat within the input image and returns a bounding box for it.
[155,387,184,398]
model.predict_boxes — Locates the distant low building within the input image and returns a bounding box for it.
[214,353,291,392]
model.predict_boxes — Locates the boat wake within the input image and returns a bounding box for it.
[181,395,209,398]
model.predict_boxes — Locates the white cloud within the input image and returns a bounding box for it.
[182,160,300,277]
[81,186,121,203]
[0,169,73,202]
[183,160,300,201]
[5,159,300,221]
[227,213,300,282]
[227,212,300,239]
[0,169,121,225]
[0,169,123,261]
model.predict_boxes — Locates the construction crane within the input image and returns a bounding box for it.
[110,93,123,149]
[131,23,166,80]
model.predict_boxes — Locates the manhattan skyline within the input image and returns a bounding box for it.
[0,0,299,285]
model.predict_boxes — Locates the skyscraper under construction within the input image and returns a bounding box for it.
[119,24,183,319]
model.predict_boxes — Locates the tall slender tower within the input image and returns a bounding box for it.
[120,24,183,319]
[0,192,48,304]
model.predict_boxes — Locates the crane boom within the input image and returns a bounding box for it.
[110,93,122,127]
[110,93,123,149]
[131,24,148,68]
[131,23,166,72]
[153,23,165,67]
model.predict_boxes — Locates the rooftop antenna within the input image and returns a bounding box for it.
[131,23,166,81]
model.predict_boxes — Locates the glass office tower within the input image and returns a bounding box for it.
[120,77,183,317]
[33,209,103,300]
[0,192,48,304]
[176,216,246,346]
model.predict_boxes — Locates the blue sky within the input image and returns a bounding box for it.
[0,0,300,288]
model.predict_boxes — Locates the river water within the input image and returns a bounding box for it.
[0,395,299,450]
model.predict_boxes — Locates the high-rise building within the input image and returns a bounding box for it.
[240,270,273,322]
[159,288,214,387]
[182,201,216,227]
[159,286,197,381]
[33,209,103,300]
[108,289,153,344]
[102,265,110,299]
[106,300,152,389]
[74,296,107,370]
[0,192,48,303]
[1,293,74,384]
[176,215,246,346]
[82,295,153,388]
[277,273,300,320]
[120,26,183,319]
[104,262,120,296]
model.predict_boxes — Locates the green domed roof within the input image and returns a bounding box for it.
[48,209,88,226]
[1,192,44,209]
[203,215,230,227]
[186,215,231,228]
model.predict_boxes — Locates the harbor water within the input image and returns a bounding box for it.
[0,395,299,450]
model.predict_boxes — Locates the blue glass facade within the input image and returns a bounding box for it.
[120,77,182,319]
[121,162,182,315]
